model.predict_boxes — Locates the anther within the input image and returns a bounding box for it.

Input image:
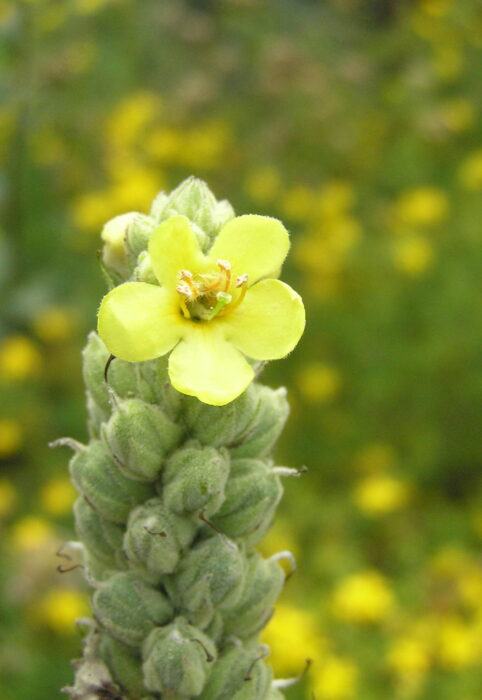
[178,269,193,280]
[236,273,248,288]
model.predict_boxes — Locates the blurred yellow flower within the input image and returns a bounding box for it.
[418,0,452,17]
[354,443,396,473]
[387,636,431,679]
[394,187,448,227]
[0,479,16,518]
[262,603,325,675]
[458,149,482,190]
[0,418,22,458]
[393,235,434,276]
[11,516,55,552]
[181,122,232,170]
[41,476,76,516]
[439,98,475,132]
[32,307,76,344]
[435,616,480,670]
[315,181,356,219]
[72,191,118,232]
[353,474,410,517]
[146,126,184,162]
[0,335,42,381]
[244,167,281,203]
[297,362,341,403]
[282,185,315,221]
[106,92,161,149]
[432,45,464,81]
[331,571,395,624]
[311,655,358,700]
[35,589,90,634]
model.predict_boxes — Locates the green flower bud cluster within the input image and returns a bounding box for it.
[63,180,301,700]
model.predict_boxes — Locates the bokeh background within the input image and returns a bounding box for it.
[1,0,482,698]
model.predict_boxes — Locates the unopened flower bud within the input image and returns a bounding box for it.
[124,213,157,260]
[124,498,196,582]
[74,497,125,571]
[230,386,289,459]
[69,440,153,523]
[142,617,217,696]
[82,332,137,420]
[211,459,282,546]
[93,572,173,647]
[163,443,229,515]
[198,646,273,700]
[102,398,182,482]
[98,634,146,698]
[169,536,245,628]
[181,383,259,448]
[101,213,139,278]
[223,552,284,640]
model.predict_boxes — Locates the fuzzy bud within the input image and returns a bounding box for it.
[125,213,157,260]
[69,440,153,523]
[93,572,173,647]
[124,498,196,582]
[101,213,139,278]
[198,646,273,700]
[98,635,146,699]
[230,386,289,459]
[142,617,217,697]
[162,443,230,515]
[73,497,126,571]
[169,536,245,628]
[102,398,182,482]
[181,384,259,448]
[211,459,283,547]
[150,177,235,250]
[82,332,137,420]
[223,552,284,639]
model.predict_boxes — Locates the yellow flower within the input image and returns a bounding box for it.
[315,181,356,219]
[353,474,410,516]
[0,335,42,381]
[262,603,325,675]
[297,362,341,403]
[331,570,395,624]
[393,235,434,276]
[459,149,482,190]
[98,215,305,405]
[32,307,76,344]
[41,476,76,516]
[435,616,480,669]
[0,418,22,458]
[394,187,448,227]
[244,167,281,203]
[439,98,475,132]
[35,589,90,633]
[0,479,16,518]
[11,516,55,552]
[387,636,431,679]
[311,655,358,700]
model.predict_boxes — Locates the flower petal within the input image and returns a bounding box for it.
[209,215,290,284]
[98,282,183,362]
[168,326,254,405]
[225,279,305,360]
[148,215,209,288]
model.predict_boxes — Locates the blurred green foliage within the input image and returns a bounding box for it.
[1,0,482,698]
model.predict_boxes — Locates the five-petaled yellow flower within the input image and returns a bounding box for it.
[98,214,305,405]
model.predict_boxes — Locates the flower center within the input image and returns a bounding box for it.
[176,260,248,321]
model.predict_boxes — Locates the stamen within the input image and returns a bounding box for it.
[228,276,248,312]
[217,259,232,291]
[176,284,192,319]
